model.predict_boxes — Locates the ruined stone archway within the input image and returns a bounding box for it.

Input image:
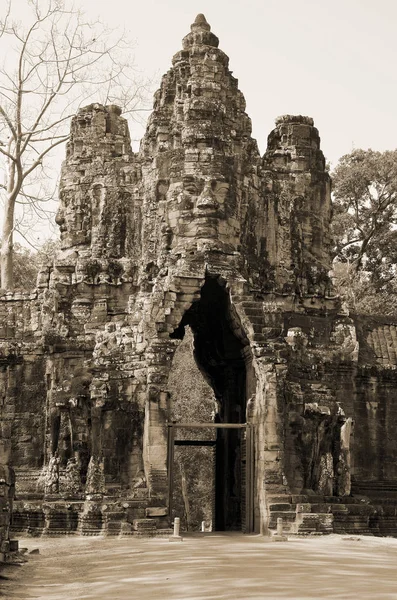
[169,275,254,531]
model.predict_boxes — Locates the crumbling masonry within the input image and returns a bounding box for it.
[1,15,397,545]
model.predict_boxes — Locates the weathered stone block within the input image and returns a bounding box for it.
[145,507,167,517]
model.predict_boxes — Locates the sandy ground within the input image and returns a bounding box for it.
[1,533,397,600]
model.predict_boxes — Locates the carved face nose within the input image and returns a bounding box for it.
[55,207,65,230]
[196,187,219,211]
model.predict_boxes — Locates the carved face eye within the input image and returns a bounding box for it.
[213,182,229,204]
[184,184,198,194]
[59,190,71,207]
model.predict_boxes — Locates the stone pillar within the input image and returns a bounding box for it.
[144,386,169,499]
[0,423,14,561]
[337,417,353,496]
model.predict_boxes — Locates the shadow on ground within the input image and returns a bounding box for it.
[2,533,397,600]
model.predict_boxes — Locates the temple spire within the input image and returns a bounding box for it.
[183,13,218,49]
[191,13,211,31]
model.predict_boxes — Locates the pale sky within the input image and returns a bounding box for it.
[82,0,397,166]
[3,0,397,246]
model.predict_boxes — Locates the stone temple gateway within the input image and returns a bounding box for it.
[1,15,397,546]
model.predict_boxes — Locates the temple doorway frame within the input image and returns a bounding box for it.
[167,422,255,533]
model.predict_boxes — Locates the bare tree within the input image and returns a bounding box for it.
[0,0,149,289]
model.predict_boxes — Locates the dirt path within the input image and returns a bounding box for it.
[1,533,397,600]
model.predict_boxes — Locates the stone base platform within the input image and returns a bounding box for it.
[11,497,171,538]
[267,493,397,537]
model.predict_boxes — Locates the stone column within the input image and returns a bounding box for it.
[0,422,14,561]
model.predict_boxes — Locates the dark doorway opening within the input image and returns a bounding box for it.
[170,276,251,531]
[167,423,254,533]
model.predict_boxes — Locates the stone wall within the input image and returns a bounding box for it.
[0,384,15,560]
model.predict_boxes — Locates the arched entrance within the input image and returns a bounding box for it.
[169,275,254,531]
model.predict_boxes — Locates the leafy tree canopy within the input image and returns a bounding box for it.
[2,239,59,290]
[332,149,397,314]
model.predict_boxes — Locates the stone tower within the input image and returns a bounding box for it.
[1,15,397,542]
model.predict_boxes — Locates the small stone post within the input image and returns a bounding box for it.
[272,517,288,542]
[169,516,183,542]
[174,517,180,537]
[277,518,283,536]
[201,521,205,533]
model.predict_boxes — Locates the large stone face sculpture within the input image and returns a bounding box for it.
[0,14,397,540]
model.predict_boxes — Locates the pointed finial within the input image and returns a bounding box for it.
[191,13,211,32]
[182,13,218,49]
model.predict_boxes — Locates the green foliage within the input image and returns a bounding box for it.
[36,240,60,268]
[332,149,397,314]
[12,244,39,290]
[332,262,397,316]
[5,240,60,290]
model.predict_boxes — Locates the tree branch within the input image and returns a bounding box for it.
[22,134,69,180]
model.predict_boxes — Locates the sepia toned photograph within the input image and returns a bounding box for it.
[0,1,397,598]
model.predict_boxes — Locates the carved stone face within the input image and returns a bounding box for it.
[55,189,92,250]
[166,176,231,245]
